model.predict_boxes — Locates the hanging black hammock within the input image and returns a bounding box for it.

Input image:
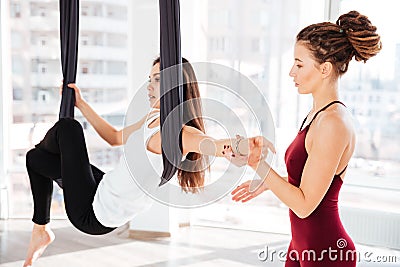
[158,0,183,186]
[59,0,79,119]
[58,0,183,186]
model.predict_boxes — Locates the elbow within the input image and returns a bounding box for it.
[110,142,121,147]
[294,207,315,219]
[108,139,123,147]
[110,131,123,146]
[111,138,123,147]
[291,189,316,219]
[296,211,311,219]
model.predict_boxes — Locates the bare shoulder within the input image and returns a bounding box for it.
[313,105,354,140]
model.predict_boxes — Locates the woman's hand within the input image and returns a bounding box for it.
[247,136,275,168]
[67,83,85,109]
[223,135,276,168]
[222,135,248,167]
[231,179,268,202]
[59,82,86,109]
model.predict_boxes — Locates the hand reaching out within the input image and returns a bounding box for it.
[231,179,268,202]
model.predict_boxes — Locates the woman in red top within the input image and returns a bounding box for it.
[228,11,381,266]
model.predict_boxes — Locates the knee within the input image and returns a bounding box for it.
[57,118,83,134]
[26,148,36,168]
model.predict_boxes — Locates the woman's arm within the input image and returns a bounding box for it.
[67,84,150,146]
[74,99,123,146]
[181,126,275,157]
[243,115,349,219]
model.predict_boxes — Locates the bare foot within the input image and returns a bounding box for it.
[23,224,55,267]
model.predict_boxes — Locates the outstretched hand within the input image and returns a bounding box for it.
[231,179,268,202]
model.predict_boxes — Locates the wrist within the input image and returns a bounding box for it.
[233,135,246,156]
[76,99,86,110]
[249,154,262,168]
[249,158,266,171]
[261,178,269,191]
[254,161,271,189]
[249,161,259,169]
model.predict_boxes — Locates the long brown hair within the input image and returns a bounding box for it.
[296,10,381,77]
[153,57,208,193]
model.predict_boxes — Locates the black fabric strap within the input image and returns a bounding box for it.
[337,165,348,177]
[158,0,183,186]
[300,100,346,131]
[59,0,79,119]
[309,100,346,127]
[299,115,308,132]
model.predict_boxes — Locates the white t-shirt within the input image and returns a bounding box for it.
[92,113,161,227]
[92,111,243,227]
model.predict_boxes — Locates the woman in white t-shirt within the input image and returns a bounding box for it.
[23,57,274,266]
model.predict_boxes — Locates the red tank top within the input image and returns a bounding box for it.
[284,101,356,266]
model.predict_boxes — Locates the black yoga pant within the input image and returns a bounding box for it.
[26,118,115,235]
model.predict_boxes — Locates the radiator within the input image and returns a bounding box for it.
[340,206,400,250]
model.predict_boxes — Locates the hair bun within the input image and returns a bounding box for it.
[336,10,382,62]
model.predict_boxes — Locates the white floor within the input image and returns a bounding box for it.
[0,219,398,267]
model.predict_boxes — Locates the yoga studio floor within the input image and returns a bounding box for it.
[0,219,399,267]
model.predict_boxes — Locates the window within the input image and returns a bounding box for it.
[259,10,269,27]
[106,5,127,20]
[209,10,231,28]
[251,38,265,53]
[30,4,48,17]
[209,37,230,52]
[40,36,47,46]
[81,33,104,46]
[81,5,89,16]
[11,32,23,49]
[11,56,23,74]
[107,33,126,47]
[81,64,89,74]
[37,90,50,103]
[251,38,260,52]
[39,7,46,17]
[82,4,103,17]
[13,87,23,101]
[31,59,59,74]
[10,2,21,18]
[94,34,104,46]
[107,61,127,75]
[81,35,89,46]
[94,5,103,17]
[80,61,105,74]
[39,63,47,73]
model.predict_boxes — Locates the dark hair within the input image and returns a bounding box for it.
[296,10,382,77]
[152,57,208,193]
